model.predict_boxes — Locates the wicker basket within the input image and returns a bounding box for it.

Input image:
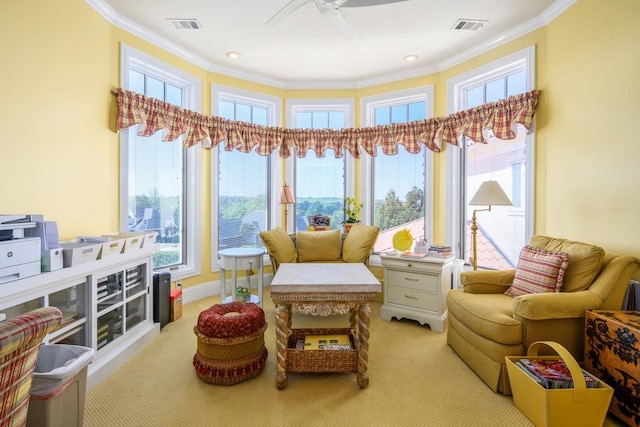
[193,322,268,385]
[194,324,267,361]
[286,328,359,373]
[193,346,268,386]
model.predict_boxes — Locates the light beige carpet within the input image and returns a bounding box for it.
[84,289,622,427]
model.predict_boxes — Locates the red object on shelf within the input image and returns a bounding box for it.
[170,289,182,322]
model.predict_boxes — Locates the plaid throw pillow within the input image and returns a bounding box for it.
[505,245,569,297]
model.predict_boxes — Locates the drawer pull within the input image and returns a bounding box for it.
[403,277,419,282]
[404,295,419,300]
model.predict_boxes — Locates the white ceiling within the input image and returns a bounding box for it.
[96,0,567,88]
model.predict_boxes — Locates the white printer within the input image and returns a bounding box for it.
[0,215,43,284]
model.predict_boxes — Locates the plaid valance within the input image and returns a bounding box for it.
[111,88,539,158]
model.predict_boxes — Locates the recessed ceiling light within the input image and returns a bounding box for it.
[226,51,241,59]
[404,55,419,62]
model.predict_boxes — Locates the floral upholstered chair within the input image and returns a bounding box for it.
[0,307,62,426]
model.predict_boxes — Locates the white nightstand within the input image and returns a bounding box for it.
[379,254,453,333]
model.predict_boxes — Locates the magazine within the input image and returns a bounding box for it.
[517,358,600,389]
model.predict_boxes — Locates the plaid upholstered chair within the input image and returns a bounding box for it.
[0,307,62,427]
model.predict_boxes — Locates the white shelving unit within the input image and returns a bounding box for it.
[0,246,159,390]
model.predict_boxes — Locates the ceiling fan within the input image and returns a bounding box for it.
[266,0,409,40]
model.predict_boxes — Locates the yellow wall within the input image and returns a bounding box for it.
[1,0,115,236]
[2,0,638,291]
[542,0,640,255]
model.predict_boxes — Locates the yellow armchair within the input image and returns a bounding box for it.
[447,236,640,395]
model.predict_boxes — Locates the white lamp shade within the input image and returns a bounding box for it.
[469,180,512,207]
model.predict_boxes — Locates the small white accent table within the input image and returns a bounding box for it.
[219,248,265,306]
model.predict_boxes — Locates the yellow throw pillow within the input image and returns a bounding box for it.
[296,229,342,262]
[259,228,298,267]
[529,235,605,292]
[342,224,380,264]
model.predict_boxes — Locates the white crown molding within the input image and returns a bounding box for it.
[84,0,118,22]
[541,0,578,24]
[87,0,577,90]
[85,0,211,70]
[283,80,360,90]
[354,64,441,89]
[208,63,286,88]
[437,0,577,72]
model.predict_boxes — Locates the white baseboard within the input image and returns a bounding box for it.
[182,273,273,305]
[182,280,219,304]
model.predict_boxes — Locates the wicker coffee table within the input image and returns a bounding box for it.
[270,263,381,389]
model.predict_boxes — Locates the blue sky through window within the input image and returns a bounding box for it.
[374,101,426,200]
[295,111,345,199]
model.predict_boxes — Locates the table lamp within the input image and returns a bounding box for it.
[280,183,295,233]
[468,180,512,270]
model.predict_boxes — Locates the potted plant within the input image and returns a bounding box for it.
[236,287,251,302]
[343,197,363,234]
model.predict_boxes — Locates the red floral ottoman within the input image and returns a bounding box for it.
[193,301,268,386]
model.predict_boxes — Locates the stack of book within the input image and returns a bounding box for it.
[295,334,352,350]
[515,358,601,389]
[428,245,452,258]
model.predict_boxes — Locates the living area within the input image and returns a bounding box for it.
[2,0,640,426]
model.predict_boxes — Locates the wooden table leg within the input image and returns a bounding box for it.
[349,304,358,330]
[357,303,371,389]
[275,303,290,389]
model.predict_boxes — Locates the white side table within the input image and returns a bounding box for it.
[379,254,453,333]
[219,248,265,306]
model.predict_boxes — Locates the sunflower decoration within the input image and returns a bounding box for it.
[392,228,413,253]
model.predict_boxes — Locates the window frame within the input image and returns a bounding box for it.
[285,98,356,232]
[119,44,202,281]
[360,86,435,266]
[445,45,536,263]
[211,84,282,270]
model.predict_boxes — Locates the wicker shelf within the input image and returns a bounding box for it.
[285,328,359,373]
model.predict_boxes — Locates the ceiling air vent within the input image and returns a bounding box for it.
[167,19,202,30]
[451,19,487,31]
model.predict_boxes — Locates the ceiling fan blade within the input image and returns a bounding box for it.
[341,0,409,7]
[317,6,360,39]
[266,0,310,27]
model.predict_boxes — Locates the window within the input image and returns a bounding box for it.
[361,87,434,257]
[120,45,202,280]
[286,99,355,232]
[211,85,281,269]
[447,46,535,269]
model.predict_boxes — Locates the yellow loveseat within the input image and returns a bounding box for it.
[259,225,379,273]
[446,235,640,395]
